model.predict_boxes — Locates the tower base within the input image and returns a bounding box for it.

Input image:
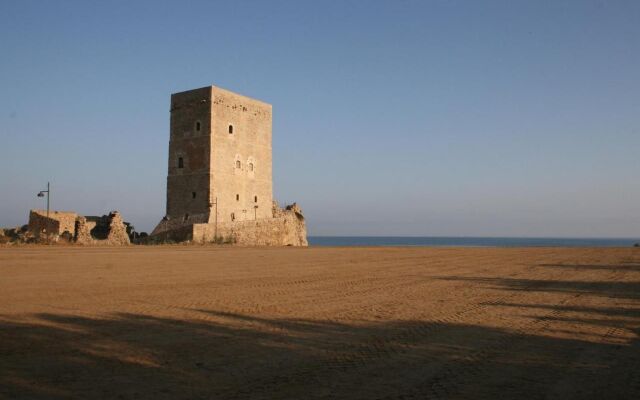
[152,203,307,246]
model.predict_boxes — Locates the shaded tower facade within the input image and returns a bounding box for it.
[163,85,273,229]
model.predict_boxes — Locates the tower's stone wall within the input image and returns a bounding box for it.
[154,203,307,246]
[194,211,307,246]
[210,86,273,224]
[166,86,213,225]
[163,85,273,227]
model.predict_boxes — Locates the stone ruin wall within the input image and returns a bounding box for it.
[155,202,307,246]
[28,210,78,238]
[194,209,307,246]
[75,212,130,246]
[26,210,130,245]
[151,212,209,236]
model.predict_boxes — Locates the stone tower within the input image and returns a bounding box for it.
[152,84,307,246]
[161,85,273,229]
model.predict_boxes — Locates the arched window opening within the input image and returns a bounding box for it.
[249,163,254,171]
[236,160,241,169]
[228,125,234,134]
[195,121,201,131]
[231,213,235,221]
[236,194,240,201]
[178,157,184,168]
[254,196,258,203]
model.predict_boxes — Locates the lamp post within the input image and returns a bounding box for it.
[37,182,50,218]
[209,197,218,240]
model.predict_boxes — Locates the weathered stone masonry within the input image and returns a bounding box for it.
[27,209,130,245]
[155,202,307,246]
[28,210,77,238]
[152,85,307,245]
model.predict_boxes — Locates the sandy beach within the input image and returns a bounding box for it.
[1,246,639,399]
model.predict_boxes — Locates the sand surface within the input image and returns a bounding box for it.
[1,246,639,399]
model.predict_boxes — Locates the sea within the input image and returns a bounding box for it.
[308,236,640,248]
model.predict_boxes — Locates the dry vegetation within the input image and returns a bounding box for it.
[1,246,639,399]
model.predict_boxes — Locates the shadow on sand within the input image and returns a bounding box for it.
[438,272,640,301]
[2,263,640,399]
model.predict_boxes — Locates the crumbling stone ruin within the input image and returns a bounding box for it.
[154,201,307,246]
[27,210,77,241]
[74,212,131,245]
[151,85,308,246]
[25,209,131,245]
[0,226,29,244]
[198,202,307,246]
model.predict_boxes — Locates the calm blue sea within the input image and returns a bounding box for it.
[308,236,640,248]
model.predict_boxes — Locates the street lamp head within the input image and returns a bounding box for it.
[37,192,45,198]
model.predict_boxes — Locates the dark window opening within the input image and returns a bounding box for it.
[254,196,258,203]
[195,121,201,131]
[178,157,184,168]
[192,192,196,199]
[236,194,240,201]
[184,213,189,221]
[236,160,241,169]
[231,213,235,221]
[228,125,233,134]
[249,163,254,171]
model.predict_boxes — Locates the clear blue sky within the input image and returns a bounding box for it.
[1,0,639,237]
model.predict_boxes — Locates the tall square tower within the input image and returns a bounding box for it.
[163,85,273,228]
